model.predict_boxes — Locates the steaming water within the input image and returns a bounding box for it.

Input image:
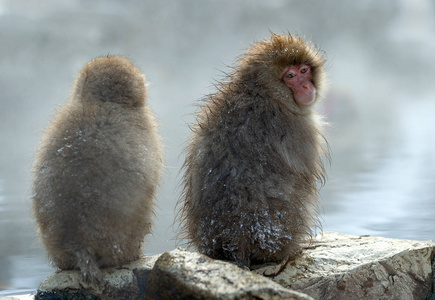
[1,0,434,295]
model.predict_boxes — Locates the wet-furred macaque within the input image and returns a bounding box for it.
[32,55,164,285]
[179,33,328,269]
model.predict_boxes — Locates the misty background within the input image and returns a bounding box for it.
[1,0,434,294]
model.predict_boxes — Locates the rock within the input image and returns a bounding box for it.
[145,248,312,300]
[35,255,159,300]
[33,232,435,299]
[252,232,435,300]
[36,249,311,300]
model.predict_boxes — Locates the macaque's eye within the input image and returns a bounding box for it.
[300,67,308,74]
[286,72,296,79]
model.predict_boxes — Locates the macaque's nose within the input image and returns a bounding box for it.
[302,81,311,89]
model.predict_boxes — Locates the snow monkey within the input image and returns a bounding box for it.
[179,33,328,269]
[32,55,164,285]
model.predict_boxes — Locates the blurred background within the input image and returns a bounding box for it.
[1,0,434,295]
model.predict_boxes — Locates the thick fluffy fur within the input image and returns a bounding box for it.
[179,34,328,268]
[32,56,164,284]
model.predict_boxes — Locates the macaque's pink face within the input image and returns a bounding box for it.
[282,64,316,105]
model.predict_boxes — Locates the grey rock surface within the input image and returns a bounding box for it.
[36,255,158,300]
[253,232,435,300]
[145,248,312,300]
[33,232,435,300]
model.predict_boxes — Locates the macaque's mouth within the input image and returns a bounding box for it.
[296,90,316,105]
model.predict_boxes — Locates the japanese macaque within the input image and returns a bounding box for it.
[32,55,164,285]
[179,33,328,269]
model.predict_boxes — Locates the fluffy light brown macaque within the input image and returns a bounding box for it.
[179,33,328,269]
[32,56,164,285]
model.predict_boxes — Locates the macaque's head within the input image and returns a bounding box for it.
[239,33,326,108]
[73,56,147,107]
